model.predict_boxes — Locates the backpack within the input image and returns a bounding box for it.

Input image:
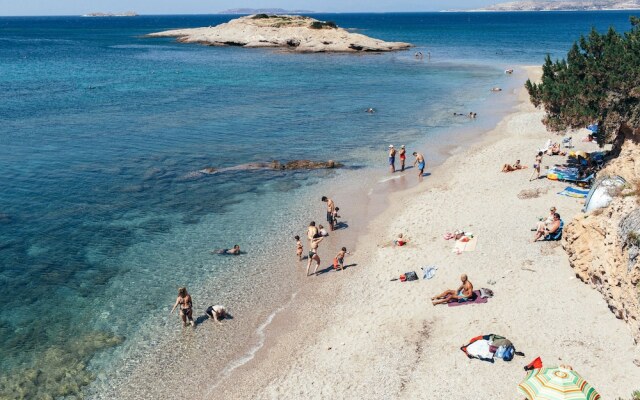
[400,271,418,282]
[461,334,523,362]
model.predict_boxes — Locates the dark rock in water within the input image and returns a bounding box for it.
[0,213,12,224]
[272,160,343,170]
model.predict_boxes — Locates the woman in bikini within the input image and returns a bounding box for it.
[399,145,406,172]
[529,151,544,181]
[306,235,324,276]
[171,287,195,327]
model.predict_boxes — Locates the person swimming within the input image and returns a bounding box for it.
[212,244,241,255]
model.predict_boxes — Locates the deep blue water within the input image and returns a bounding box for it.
[0,11,637,398]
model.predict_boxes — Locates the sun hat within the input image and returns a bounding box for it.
[389,144,394,148]
[401,145,405,148]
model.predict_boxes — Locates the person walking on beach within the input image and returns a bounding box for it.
[307,235,324,276]
[295,235,303,261]
[413,151,426,180]
[170,287,195,328]
[529,151,544,181]
[322,196,336,231]
[388,145,396,173]
[399,145,406,172]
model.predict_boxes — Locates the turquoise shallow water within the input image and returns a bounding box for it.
[0,11,638,398]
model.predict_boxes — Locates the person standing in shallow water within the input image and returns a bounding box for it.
[399,145,406,172]
[413,151,425,180]
[388,145,396,173]
[171,287,195,328]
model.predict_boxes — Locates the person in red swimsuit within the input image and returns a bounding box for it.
[399,145,406,171]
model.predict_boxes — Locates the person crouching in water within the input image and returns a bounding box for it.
[206,305,227,325]
[171,287,195,328]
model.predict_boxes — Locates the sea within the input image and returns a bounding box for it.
[0,11,637,399]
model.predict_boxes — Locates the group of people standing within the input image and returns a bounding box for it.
[297,196,349,276]
[388,145,426,179]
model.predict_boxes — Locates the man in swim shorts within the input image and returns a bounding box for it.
[431,274,473,306]
[413,152,425,180]
[388,145,396,173]
[321,196,336,231]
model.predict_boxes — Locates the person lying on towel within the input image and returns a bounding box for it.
[431,274,474,306]
[501,159,528,172]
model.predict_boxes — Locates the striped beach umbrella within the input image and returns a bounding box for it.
[518,367,600,400]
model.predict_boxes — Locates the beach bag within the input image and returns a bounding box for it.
[461,334,523,363]
[400,271,418,282]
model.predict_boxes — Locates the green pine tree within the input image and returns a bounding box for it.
[526,17,640,148]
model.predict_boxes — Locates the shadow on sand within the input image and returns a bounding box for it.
[315,263,358,276]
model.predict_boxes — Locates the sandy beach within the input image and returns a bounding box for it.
[203,66,640,399]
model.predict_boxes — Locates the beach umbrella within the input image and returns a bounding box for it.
[518,367,600,400]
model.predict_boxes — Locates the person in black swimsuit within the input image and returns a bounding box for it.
[171,287,195,327]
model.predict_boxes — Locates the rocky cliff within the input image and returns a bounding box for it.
[564,127,640,342]
[147,15,412,53]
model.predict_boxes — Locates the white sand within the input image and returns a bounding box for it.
[208,66,640,399]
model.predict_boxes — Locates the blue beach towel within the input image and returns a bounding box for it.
[558,186,590,198]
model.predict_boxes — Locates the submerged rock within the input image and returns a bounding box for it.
[147,15,412,53]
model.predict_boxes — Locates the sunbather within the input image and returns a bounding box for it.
[547,142,567,156]
[501,159,528,172]
[394,233,408,247]
[533,212,562,242]
[431,274,474,306]
[534,206,557,233]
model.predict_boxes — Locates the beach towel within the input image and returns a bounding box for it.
[422,266,437,280]
[558,186,590,198]
[453,237,478,253]
[448,290,488,307]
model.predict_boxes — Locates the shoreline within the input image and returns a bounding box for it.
[92,65,520,398]
[211,66,640,398]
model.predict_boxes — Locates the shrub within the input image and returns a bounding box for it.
[526,17,640,147]
[252,14,270,19]
[309,20,338,29]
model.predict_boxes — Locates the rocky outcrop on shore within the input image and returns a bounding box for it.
[147,15,412,53]
[564,127,640,342]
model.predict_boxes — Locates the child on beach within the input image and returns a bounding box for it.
[394,233,408,247]
[295,235,303,261]
[318,225,329,237]
[333,247,350,271]
[332,207,340,228]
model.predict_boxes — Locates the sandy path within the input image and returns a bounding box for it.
[212,67,640,399]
